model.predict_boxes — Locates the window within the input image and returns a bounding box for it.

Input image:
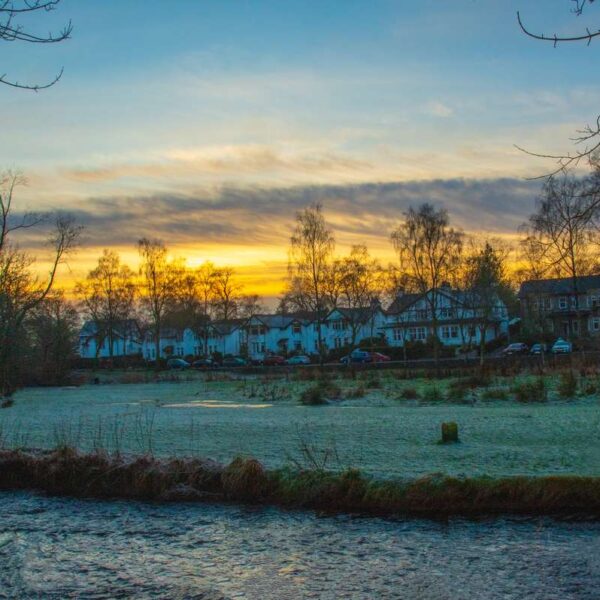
[292,324,301,334]
[334,338,344,349]
[559,297,567,310]
[294,341,302,351]
[441,325,459,339]
[408,327,426,341]
[416,309,428,320]
[251,341,265,354]
[440,308,454,318]
[332,320,345,331]
[393,328,404,341]
[590,318,600,332]
[573,320,579,334]
[591,296,598,309]
[250,326,265,336]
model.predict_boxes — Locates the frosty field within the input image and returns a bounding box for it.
[3,372,600,478]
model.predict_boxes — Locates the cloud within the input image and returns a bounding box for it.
[13,177,540,255]
[426,101,454,118]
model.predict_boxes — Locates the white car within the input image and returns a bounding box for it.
[551,338,572,354]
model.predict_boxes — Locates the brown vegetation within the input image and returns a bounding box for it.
[2,448,600,518]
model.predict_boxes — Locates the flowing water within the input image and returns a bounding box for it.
[2,491,600,599]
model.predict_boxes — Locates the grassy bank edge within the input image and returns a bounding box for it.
[2,448,600,518]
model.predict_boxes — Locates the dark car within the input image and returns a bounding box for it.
[529,343,547,355]
[502,343,529,356]
[222,356,247,368]
[263,355,286,366]
[166,358,191,369]
[192,358,215,369]
[340,349,371,364]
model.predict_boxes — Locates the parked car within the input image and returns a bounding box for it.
[263,355,286,366]
[192,358,215,369]
[529,343,547,355]
[340,349,371,364]
[502,342,529,356]
[369,352,391,362]
[551,338,572,354]
[222,356,248,368]
[285,355,311,365]
[166,358,190,369]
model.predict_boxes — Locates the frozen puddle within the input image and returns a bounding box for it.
[164,400,273,409]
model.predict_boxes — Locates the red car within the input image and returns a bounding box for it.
[370,352,391,362]
[263,355,286,366]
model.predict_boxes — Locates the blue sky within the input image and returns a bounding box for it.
[2,0,599,291]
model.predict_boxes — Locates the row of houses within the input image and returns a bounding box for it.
[79,284,510,361]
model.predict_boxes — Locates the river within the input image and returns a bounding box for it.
[2,491,600,599]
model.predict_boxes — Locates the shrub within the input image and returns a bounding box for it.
[399,387,419,400]
[481,387,509,401]
[221,457,269,501]
[299,385,327,405]
[346,385,366,399]
[557,371,578,399]
[583,380,598,396]
[513,378,547,403]
[423,386,443,402]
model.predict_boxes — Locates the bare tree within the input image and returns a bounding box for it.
[0,0,72,90]
[212,266,242,321]
[26,290,78,384]
[391,203,463,365]
[337,245,382,347]
[237,293,264,319]
[76,249,136,361]
[520,173,600,338]
[288,203,335,364]
[517,2,600,173]
[0,172,80,395]
[462,242,507,366]
[137,238,175,367]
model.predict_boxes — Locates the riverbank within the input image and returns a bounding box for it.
[2,448,600,518]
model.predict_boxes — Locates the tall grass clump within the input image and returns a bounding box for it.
[513,378,547,403]
[557,371,578,399]
[398,387,419,400]
[422,385,443,402]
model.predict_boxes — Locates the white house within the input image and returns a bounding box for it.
[78,320,143,359]
[381,286,508,348]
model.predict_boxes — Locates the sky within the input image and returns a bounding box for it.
[3,0,600,298]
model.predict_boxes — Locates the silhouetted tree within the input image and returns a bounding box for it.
[391,203,463,365]
[288,203,335,364]
[0,171,80,395]
[0,0,72,90]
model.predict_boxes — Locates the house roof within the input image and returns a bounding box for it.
[80,319,141,339]
[329,306,381,323]
[385,293,423,315]
[519,275,600,298]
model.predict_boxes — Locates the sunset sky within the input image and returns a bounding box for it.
[4,0,599,298]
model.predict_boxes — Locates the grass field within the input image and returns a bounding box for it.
[2,369,600,478]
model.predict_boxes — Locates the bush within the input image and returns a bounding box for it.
[557,371,578,399]
[346,385,366,399]
[481,387,509,401]
[299,385,327,405]
[399,387,419,400]
[583,380,598,396]
[422,386,443,402]
[513,378,547,403]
